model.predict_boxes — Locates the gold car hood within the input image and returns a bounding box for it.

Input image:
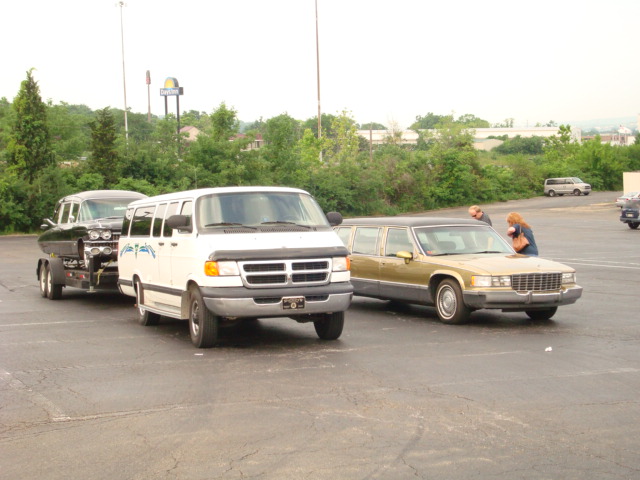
[420,253,575,275]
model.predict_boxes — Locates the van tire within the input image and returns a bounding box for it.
[189,286,218,348]
[526,307,557,321]
[628,222,639,229]
[435,279,471,324]
[314,311,344,340]
[547,190,556,197]
[135,280,160,326]
[573,189,581,196]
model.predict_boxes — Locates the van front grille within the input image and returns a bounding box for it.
[511,273,562,291]
[240,258,332,288]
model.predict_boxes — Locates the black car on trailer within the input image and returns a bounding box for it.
[37,190,147,299]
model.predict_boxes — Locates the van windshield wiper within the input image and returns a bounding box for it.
[204,222,257,229]
[260,221,312,229]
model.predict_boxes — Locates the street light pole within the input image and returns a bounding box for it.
[118,1,129,141]
[315,0,322,161]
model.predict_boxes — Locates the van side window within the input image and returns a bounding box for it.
[130,206,156,237]
[178,201,193,232]
[162,202,180,237]
[353,227,381,255]
[122,208,134,237]
[152,203,167,237]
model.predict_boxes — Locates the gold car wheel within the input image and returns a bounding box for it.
[435,279,471,325]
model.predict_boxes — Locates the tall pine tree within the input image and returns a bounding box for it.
[7,69,52,182]
[88,107,119,185]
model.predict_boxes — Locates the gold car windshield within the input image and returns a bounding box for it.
[413,225,512,256]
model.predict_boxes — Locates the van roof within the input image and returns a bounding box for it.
[126,186,309,206]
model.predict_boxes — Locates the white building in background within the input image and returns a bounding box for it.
[356,126,583,151]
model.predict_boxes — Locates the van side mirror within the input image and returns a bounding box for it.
[326,211,343,226]
[166,214,192,232]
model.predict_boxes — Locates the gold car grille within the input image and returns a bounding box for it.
[511,272,562,291]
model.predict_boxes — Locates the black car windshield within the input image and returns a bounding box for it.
[413,225,513,255]
[78,198,138,222]
[196,192,330,229]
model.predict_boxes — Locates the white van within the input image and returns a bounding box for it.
[117,186,352,348]
[544,177,591,196]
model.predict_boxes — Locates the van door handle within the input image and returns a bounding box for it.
[171,242,178,246]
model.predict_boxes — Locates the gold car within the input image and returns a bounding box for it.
[335,217,582,324]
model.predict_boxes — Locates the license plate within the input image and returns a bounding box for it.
[626,213,635,218]
[282,296,305,310]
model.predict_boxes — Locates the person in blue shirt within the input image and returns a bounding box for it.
[506,212,538,256]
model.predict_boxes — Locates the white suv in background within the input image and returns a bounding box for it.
[544,177,591,196]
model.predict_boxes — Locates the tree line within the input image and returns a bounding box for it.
[2,69,640,233]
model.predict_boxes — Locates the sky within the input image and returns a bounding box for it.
[3,0,639,129]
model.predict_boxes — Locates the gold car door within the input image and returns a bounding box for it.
[349,226,382,298]
[379,227,430,303]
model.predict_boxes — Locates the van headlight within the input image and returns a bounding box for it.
[205,261,240,276]
[332,257,350,272]
[471,275,511,287]
[562,272,576,284]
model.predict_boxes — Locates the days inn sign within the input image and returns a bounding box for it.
[160,77,183,96]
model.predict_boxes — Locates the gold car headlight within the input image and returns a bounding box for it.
[472,275,511,287]
[562,272,576,284]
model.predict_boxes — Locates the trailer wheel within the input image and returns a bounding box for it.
[39,262,49,298]
[46,263,63,300]
[135,279,160,326]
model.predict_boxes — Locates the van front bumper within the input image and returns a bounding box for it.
[201,282,353,318]
[463,285,583,310]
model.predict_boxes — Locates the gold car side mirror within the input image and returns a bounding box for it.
[396,251,413,264]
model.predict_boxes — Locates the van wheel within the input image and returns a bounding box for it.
[547,190,556,197]
[573,189,581,196]
[314,311,344,340]
[435,279,470,324]
[526,307,557,321]
[135,279,160,326]
[46,264,63,300]
[628,222,639,230]
[189,286,218,348]
[39,262,49,298]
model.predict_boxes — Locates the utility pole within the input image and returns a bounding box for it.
[117,1,129,141]
[315,0,322,161]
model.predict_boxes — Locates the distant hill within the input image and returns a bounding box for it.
[567,116,638,133]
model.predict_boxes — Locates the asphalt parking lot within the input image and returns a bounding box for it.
[1,191,639,480]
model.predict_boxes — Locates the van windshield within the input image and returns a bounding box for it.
[196,192,330,229]
[571,177,584,183]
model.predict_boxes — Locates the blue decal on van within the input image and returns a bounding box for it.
[120,243,156,259]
